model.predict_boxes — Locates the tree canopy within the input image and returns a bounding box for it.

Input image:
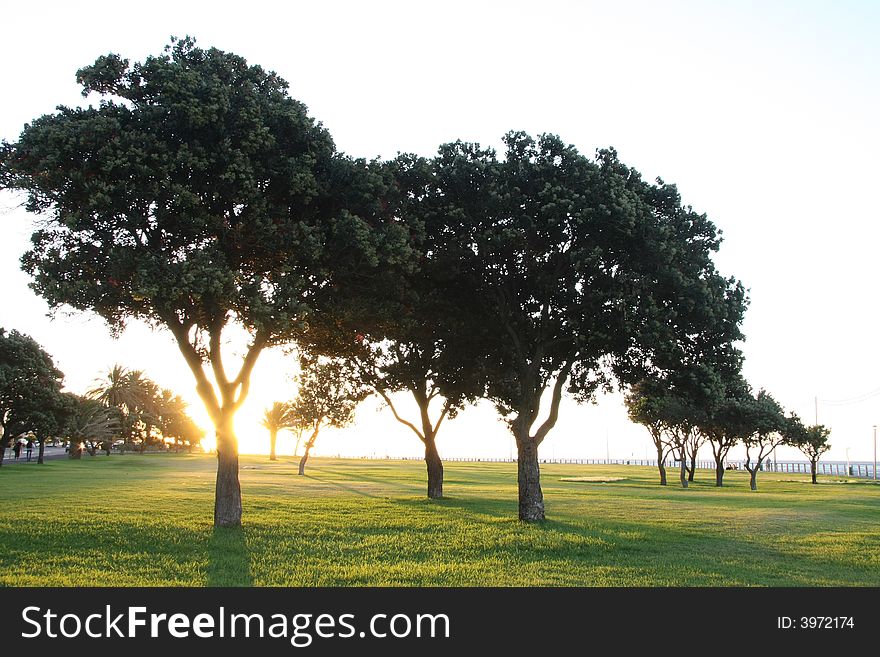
[0,328,66,466]
[0,37,406,525]
[415,132,746,519]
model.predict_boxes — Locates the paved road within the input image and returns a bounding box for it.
[2,446,107,464]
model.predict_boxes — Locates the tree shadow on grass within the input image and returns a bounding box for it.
[207,526,253,586]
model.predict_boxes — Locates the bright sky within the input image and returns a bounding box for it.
[1,1,878,463]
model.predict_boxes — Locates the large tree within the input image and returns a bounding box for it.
[302,155,485,498]
[421,133,746,520]
[1,38,397,525]
[0,328,66,467]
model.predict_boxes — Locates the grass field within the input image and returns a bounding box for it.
[0,454,877,586]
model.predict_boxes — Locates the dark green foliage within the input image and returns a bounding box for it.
[291,355,370,474]
[785,417,831,484]
[0,328,66,465]
[741,389,788,490]
[0,37,400,524]
[416,132,746,518]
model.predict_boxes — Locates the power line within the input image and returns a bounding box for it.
[818,387,880,406]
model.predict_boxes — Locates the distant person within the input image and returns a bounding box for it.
[12,441,21,460]
[25,440,34,462]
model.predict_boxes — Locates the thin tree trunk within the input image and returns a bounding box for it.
[298,427,319,476]
[424,433,444,499]
[656,444,667,486]
[687,453,696,482]
[269,428,278,461]
[37,439,45,464]
[214,411,242,527]
[679,449,689,489]
[811,459,818,484]
[749,467,758,491]
[514,419,544,521]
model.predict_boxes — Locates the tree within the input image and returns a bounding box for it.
[156,388,204,452]
[88,365,154,449]
[788,418,831,484]
[0,328,66,467]
[290,355,368,475]
[62,393,122,459]
[699,375,754,487]
[1,38,396,525]
[421,133,746,519]
[261,401,296,461]
[625,380,676,485]
[741,390,787,491]
[295,154,473,498]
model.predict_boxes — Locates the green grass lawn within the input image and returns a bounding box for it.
[0,454,877,586]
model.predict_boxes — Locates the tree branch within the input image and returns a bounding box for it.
[166,320,221,422]
[209,314,230,393]
[433,401,451,437]
[233,332,269,410]
[375,387,424,441]
[532,360,574,445]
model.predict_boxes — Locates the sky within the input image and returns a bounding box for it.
[1,0,878,463]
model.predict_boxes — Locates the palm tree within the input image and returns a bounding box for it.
[261,401,297,461]
[88,365,161,451]
[64,394,122,459]
[87,364,138,410]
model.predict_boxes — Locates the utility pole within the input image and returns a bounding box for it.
[874,425,877,481]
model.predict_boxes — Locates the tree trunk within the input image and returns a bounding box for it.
[687,453,696,482]
[37,439,45,464]
[213,412,242,527]
[269,428,278,461]
[69,442,83,459]
[749,468,758,491]
[715,459,725,487]
[424,433,444,499]
[514,422,544,521]
[811,459,818,484]
[298,427,319,476]
[656,445,667,486]
[679,450,689,488]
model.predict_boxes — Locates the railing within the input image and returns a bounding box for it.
[368,456,878,478]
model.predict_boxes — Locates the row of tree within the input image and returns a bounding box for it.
[1,37,747,525]
[0,327,202,464]
[625,369,831,489]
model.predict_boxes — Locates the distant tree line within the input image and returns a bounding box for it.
[625,367,832,488]
[0,327,202,465]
